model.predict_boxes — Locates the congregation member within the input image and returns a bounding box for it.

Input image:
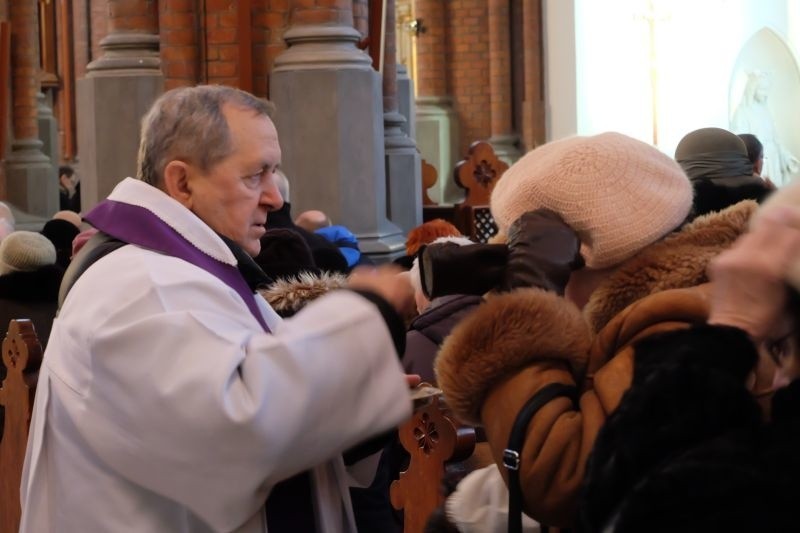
[675,127,772,217]
[417,132,765,531]
[19,85,414,533]
[578,183,800,532]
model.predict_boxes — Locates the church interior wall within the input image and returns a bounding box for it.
[546,0,800,165]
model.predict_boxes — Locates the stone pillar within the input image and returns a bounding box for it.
[383,0,421,235]
[36,92,61,209]
[414,0,459,204]
[77,0,164,211]
[396,64,415,139]
[271,0,405,258]
[5,0,57,217]
[522,0,545,151]
[488,0,521,164]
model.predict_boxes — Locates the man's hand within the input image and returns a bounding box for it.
[708,207,800,342]
[347,265,416,318]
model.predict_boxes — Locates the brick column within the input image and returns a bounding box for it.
[488,0,520,163]
[522,0,545,150]
[5,0,57,217]
[413,0,459,204]
[159,0,199,90]
[77,0,164,210]
[271,0,406,259]
[383,0,421,234]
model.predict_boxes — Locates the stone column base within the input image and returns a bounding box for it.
[385,111,421,235]
[5,139,58,218]
[77,74,163,209]
[271,24,405,260]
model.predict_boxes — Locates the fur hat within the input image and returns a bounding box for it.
[52,210,83,229]
[0,231,57,275]
[490,132,694,269]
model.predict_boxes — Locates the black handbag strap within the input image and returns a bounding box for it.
[503,382,578,533]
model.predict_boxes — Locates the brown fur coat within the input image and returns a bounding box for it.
[435,201,767,528]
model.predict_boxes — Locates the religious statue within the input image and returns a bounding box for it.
[731,70,799,186]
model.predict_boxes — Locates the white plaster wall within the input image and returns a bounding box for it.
[544,0,800,159]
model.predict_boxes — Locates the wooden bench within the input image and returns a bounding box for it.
[0,319,43,533]
[422,142,509,242]
[390,389,481,533]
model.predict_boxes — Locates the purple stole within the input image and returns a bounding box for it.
[84,200,270,332]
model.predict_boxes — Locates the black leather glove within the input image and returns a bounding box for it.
[418,242,508,299]
[501,208,584,294]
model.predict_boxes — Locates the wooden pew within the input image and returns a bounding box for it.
[453,141,509,243]
[0,320,43,533]
[391,388,477,533]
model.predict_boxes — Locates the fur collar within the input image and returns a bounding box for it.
[584,200,757,332]
[259,271,347,317]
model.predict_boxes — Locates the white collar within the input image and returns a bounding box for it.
[106,178,237,266]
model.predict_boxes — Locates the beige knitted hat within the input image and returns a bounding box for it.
[0,231,57,275]
[490,132,694,269]
[52,210,83,229]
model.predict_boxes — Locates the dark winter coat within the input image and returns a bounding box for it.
[691,174,771,218]
[403,294,483,384]
[579,325,800,532]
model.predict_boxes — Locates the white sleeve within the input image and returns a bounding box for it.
[53,261,411,531]
[446,465,541,533]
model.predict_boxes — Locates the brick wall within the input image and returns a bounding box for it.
[353,0,368,36]
[446,0,491,157]
[90,0,109,63]
[160,0,199,90]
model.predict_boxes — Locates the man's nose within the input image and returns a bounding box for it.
[262,175,284,211]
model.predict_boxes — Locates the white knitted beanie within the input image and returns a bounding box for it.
[490,132,694,269]
[0,231,57,275]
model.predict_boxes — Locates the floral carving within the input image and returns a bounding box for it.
[473,159,496,188]
[413,413,439,454]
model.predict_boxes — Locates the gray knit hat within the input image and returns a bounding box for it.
[0,231,57,275]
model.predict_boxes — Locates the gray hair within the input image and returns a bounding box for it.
[137,85,275,187]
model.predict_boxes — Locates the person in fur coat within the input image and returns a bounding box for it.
[579,188,800,532]
[426,132,775,530]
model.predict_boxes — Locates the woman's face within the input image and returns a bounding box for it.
[762,312,800,389]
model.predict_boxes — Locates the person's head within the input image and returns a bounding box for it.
[295,210,331,232]
[254,228,320,282]
[409,235,474,313]
[738,133,764,176]
[0,231,57,275]
[58,165,74,180]
[675,127,753,181]
[405,219,462,257]
[136,85,283,256]
[52,210,82,229]
[491,132,693,272]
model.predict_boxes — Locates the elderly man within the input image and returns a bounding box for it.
[19,85,413,532]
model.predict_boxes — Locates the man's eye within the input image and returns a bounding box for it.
[244,173,262,187]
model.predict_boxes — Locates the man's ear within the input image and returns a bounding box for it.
[162,161,193,208]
